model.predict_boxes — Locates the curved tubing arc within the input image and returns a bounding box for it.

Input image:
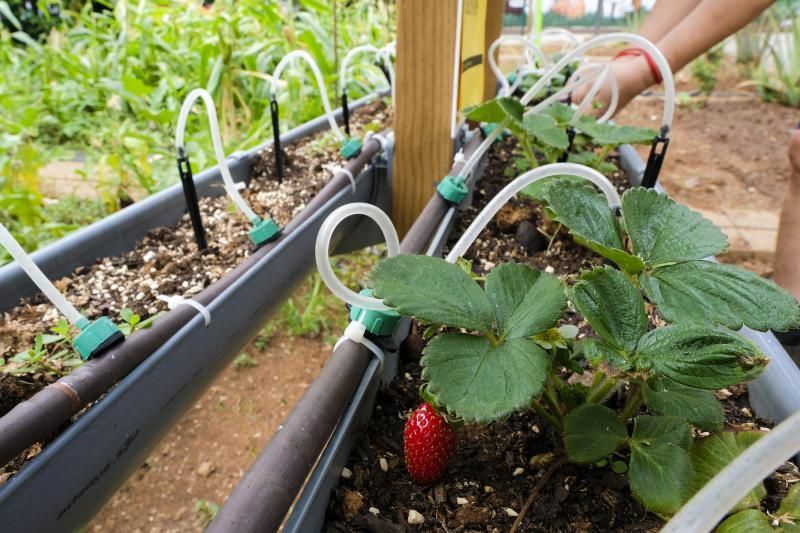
[271,50,345,142]
[569,63,619,124]
[447,163,620,263]
[663,410,800,533]
[175,89,259,221]
[315,203,400,312]
[339,44,395,103]
[0,224,85,326]
[488,35,549,97]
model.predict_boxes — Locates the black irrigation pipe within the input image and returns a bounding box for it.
[207,133,484,533]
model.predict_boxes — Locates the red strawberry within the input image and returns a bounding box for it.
[403,403,456,484]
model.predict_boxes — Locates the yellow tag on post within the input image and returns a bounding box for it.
[458,0,488,110]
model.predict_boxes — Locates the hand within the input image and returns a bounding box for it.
[571,56,656,118]
[789,128,800,176]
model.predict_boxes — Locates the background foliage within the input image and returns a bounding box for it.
[0,0,393,265]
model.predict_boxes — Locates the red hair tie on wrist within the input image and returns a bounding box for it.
[614,47,663,85]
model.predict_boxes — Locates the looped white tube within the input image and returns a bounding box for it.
[488,35,549,97]
[271,50,345,142]
[339,44,395,103]
[663,410,800,533]
[0,223,85,326]
[176,88,259,221]
[315,203,400,312]
[521,32,675,130]
[447,163,621,263]
[157,294,211,327]
[531,28,581,53]
[568,63,619,124]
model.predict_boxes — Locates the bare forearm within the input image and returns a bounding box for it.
[656,0,774,73]
[637,0,702,43]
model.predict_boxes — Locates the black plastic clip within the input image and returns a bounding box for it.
[176,147,208,250]
[270,96,284,184]
[558,127,576,163]
[641,128,670,188]
[376,60,392,86]
[341,92,351,137]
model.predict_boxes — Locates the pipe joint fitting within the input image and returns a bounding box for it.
[436,175,469,206]
[348,289,401,337]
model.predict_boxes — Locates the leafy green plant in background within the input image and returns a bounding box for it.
[0,0,393,265]
[690,45,724,96]
[367,182,800,519]
[756,11,800,107]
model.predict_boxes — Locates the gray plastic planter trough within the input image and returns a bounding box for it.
[274,143,800,532]
[0,93,392,532]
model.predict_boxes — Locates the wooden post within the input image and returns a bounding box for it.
[394,0,506,235]
[484,0,505,101]
[393,0,459,236]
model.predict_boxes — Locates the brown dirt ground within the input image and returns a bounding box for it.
[89,334,331,531]
[87,71,800,530]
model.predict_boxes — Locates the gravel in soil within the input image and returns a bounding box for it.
[0,99,390,379]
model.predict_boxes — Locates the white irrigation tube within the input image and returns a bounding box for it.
[458,33,675,183]
[663,410,800,533]
[175,88,260,222]
[449,0,464,139]
[531,28,581,53]
[0,223,86,327]
[446,163,620,263]
[339,44,395,103]
[315,203,400,312]
[271,50,345,142]
[488,35,549,97]
[569,63,619,124]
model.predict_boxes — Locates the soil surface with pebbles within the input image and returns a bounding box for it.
[0,99,391,407]
[324,138,799,532]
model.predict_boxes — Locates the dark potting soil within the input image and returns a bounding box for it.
[0,99,391,373]
[324,349,798,533]
[323,138,798,531]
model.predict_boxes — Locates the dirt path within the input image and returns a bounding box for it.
[89,334,331,531]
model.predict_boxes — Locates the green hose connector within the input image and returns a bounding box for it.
[481,123,509,142]
[249,217,281,247]
[72,316,124,361]
[349,289,401,337]
[340,137,362,160]
[436,175,469,206]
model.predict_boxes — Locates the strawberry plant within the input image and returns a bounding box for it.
[366,182,800,518]
[403,402,457,484]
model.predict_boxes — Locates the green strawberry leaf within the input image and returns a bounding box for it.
[578,338,633,371]
[628,415,692,516]
[642,376,724,431]
[520,174,582,201]
[370,254,494,332]
[567,151,617,174]
[689,432,766,513]
[541,101,575,125]
[577,118,658,146]
[634,323,767,390]
[523,113,570,150]
[421,333,550,423]
[569,266,647,354]
[564,404,627,463]
[717,510,773,533]
[485,263,566,339]
[621,187,728,266]
[640,260,800,332]
[777,483,800,531]
[464,96,523,131]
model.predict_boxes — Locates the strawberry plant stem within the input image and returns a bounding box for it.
[531,399,563,432]
[587,373,618,404]
[510,456,567,533]
[620,383,644,421]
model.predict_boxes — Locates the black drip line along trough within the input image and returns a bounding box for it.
[208,138,800,533]
[0,93,393,532]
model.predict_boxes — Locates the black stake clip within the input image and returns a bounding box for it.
[558,127,576,163]
[270,96,284,184]
[341,91,351,137]
[641,128,670,188]
[177,147,208,251]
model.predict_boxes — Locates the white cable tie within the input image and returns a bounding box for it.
[453,149,466,164]
[364,131,389,153]
[157,294,211,327]
[234,181,246,191]
[333,166,357,193]
[334,320,386,373]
